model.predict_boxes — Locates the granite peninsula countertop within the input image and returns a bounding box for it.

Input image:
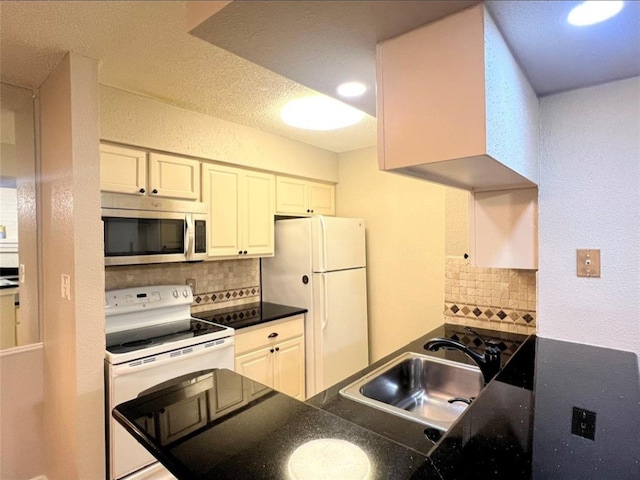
[113,324,640,479]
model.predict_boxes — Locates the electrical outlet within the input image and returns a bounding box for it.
[186,278,197,294]
[571,406,596,440]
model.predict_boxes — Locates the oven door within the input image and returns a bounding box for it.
[106,337,234,480]
[103,209,188,266]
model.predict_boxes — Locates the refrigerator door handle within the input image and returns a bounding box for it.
[319,215,328,272]
[321,273,328,331]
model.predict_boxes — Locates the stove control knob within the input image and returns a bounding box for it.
[182,289,189,297]
[173,289,179,298]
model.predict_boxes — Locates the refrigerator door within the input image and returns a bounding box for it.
[311,216,366,272]
[312,268,369,392]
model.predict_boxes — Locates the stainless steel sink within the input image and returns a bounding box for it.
[339,352,483,431]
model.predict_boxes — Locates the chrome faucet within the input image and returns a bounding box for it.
[424,327,502,384]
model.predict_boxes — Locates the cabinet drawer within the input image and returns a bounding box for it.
[235,316,304,355]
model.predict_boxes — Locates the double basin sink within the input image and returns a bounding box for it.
[339,352,483,432]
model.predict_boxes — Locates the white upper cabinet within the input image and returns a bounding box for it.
[201,163,275,259]
[275,176,335,216]
[100,144,147,195]
[469,188,538,270]
[148,153,201,200]
[376,4,539,192]
[100,144,200,200]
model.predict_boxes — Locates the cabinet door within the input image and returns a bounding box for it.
[309,182,335,216]
[469,187,538,269]
[0,292,17,349]
[273,336,305,400]
[276,176,309,215]
[100,144,147,195]
[242,171,275,256]
[235,347,274,389]
[148,153,200,200]
[201,163,241,257]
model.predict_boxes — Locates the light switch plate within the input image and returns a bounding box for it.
[576,249,600,277]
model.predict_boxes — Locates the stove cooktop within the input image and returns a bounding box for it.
[106,318,229,356]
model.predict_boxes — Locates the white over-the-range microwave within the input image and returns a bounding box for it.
[101,193,208,266]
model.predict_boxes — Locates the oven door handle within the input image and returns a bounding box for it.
[111,337,234,377]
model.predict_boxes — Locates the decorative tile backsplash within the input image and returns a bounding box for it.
[105,258,260,312]
[444,256,536,335]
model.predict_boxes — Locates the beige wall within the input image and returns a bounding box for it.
[445,188,469,257]
[99,85,340,182]
[40,52,105,480]
[337,146,446,362]
[0,344,44,480]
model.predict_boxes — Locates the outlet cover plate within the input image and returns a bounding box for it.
[571,406,596,440]
[577,249,600,277]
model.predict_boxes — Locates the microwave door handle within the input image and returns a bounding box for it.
[185,215,194,259]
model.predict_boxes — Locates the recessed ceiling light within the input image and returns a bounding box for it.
[567,1,624,26]
[280,96,365,131]
[336,81,367,98]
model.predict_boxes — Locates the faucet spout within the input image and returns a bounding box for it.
[424,337,501,385]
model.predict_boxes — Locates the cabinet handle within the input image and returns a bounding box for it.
[275,347,280,352]
[270,348,275,353]
[310,209,314,213]
[307,209,311,213]
[243,250,248,255]
[268,332,278,338]
[238,250,243,255]
[152,189,158,195]
[139,188,145,194]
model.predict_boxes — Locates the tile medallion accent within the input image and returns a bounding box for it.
[191,286,260,313]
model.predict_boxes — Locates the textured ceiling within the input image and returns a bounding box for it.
[1,1,639,155]
[486,0,640,96]
[0,1,376,153]
[190,0,477,117]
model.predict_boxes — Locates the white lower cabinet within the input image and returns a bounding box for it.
[234,315,305,400]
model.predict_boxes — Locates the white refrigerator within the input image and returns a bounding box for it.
[262,216,369,398]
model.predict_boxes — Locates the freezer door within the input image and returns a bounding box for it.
[311,216,366,272]
[313,268,369,392]
[261,219,313,309]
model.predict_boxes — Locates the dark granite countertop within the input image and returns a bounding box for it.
[113,369,434,479]
[193,301,307,330]
[113,324,640,479]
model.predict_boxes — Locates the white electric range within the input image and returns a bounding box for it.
[104,285,234,480]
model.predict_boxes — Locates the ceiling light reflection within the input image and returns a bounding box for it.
[287,438,372,480]
[337,81,368,97]
[280,96,365,130]
[567,1,624,26]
